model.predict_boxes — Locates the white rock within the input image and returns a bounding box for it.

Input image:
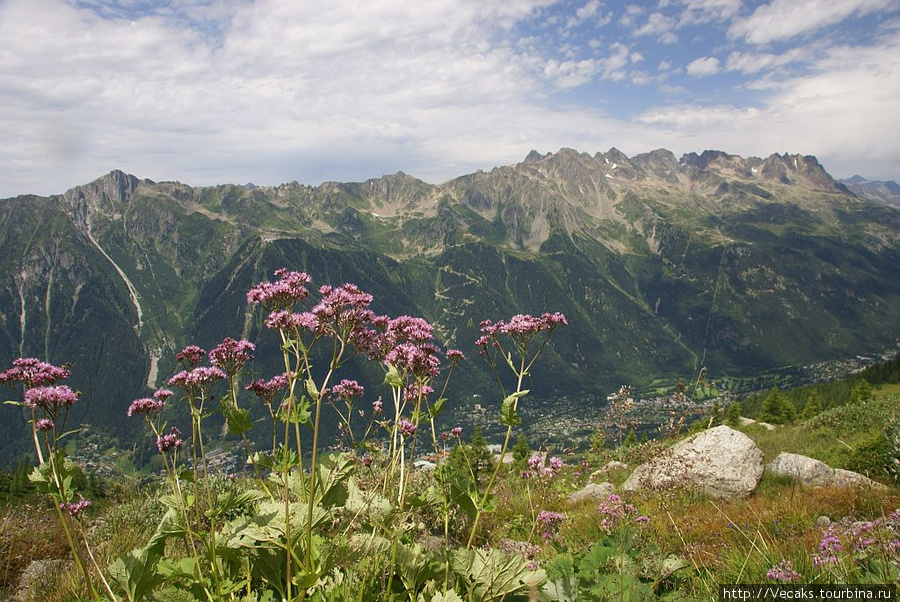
[568,481,616,504]
[621,425,764,498]
[767,452,887,489]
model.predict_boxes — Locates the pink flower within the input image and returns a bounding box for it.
[0,358,70,387]
[403,383,433,401]
[446,349,465,363]
[537,510,566,539]
[153,388,174,401]
[35,418,54,432]
[246,374,289,403]
[168,366,226,393]
[766,560,801,582]
[60,499,92,517]
[175,345,206,367]
[398,419,417,437]
[23,385,78,410]
[157,427,183,453]
[476,312,567,350]
[247,269,311,309]
[265,310,319,331]
[451,426,463,438]
[372,398,383,413]
[311,283,374,335]
[329,379,365,400]
[127,397,165,417]
[209,338,255,374]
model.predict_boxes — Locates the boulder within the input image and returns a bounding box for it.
[568,481,616,504]
[767,452,887,489]
[14,559,67,602]
[621,425,764,498]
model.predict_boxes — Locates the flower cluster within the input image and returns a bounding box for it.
[60,498,92,517]
[157,427,184,453]
[355,315,444,379]
[127,397,166,417]
[403,383,433,402]
[175,345,206,367]
[475,312,567,350]
[245,373,289,404]
[264,310,318,332]
[537,510,566,539]
[168,366,226,392]
[766,559,801,582]
[328,379,365,400]
[398,419,417,437]
[0,357,70,388]
[35,418,54,432]
[523,454,564,479]
[811,517,900,569]
[209,338,255,375]
[24,385,78,411]
[597,494,640,532]
[246,268,311,310]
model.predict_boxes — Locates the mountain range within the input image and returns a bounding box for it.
[2,148,900,463]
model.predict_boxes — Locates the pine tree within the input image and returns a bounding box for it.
[850,380,873,405]
[759,387,797,425]
[725,402,742,426]
[468,426,495,491]
[512,434,530,464]
[800,391,822,419]
[707,402,722,428]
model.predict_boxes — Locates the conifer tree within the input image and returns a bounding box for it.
[801,391,822,419]
[850,380,873,405]
[725,402,742,426]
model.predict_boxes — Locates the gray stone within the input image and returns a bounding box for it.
[621,425,764,498]
[14,559,67,602]
[816,515,831,527]
[568,481,616,504]
[767,453,835,486]
[767,453,887,489]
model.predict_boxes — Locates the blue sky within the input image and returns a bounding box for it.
[1,0,898,197]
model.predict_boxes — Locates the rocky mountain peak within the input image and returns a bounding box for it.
[62,169,148,230]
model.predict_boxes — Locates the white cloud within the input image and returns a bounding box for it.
[1,0,898,196]
[675,0,741,25]
[729,0,891,45]
[619,4,646,28]
[686,56,721,76]
[633,12,678,43]
[636,29,900,181]
[725,48,808,74]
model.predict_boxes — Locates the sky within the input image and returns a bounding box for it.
[1,0,899,198]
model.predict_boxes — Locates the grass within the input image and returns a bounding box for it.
[2,395,898,600]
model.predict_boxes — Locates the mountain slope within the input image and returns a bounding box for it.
[1,149,899,462]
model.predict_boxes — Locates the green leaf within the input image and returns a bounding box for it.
[223,402,253,435]
[431,590,465,602]
[206,489,267,520]
[500,390,529,427]
[279,395,312,425]
[107,546,165,602]
[4,400,23,406]
[383,364,403,388]
[305,378,320,400]
[430,397,447,419]
[147,508,188,553]
[542,577,580,602]
[451,548,546,601]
